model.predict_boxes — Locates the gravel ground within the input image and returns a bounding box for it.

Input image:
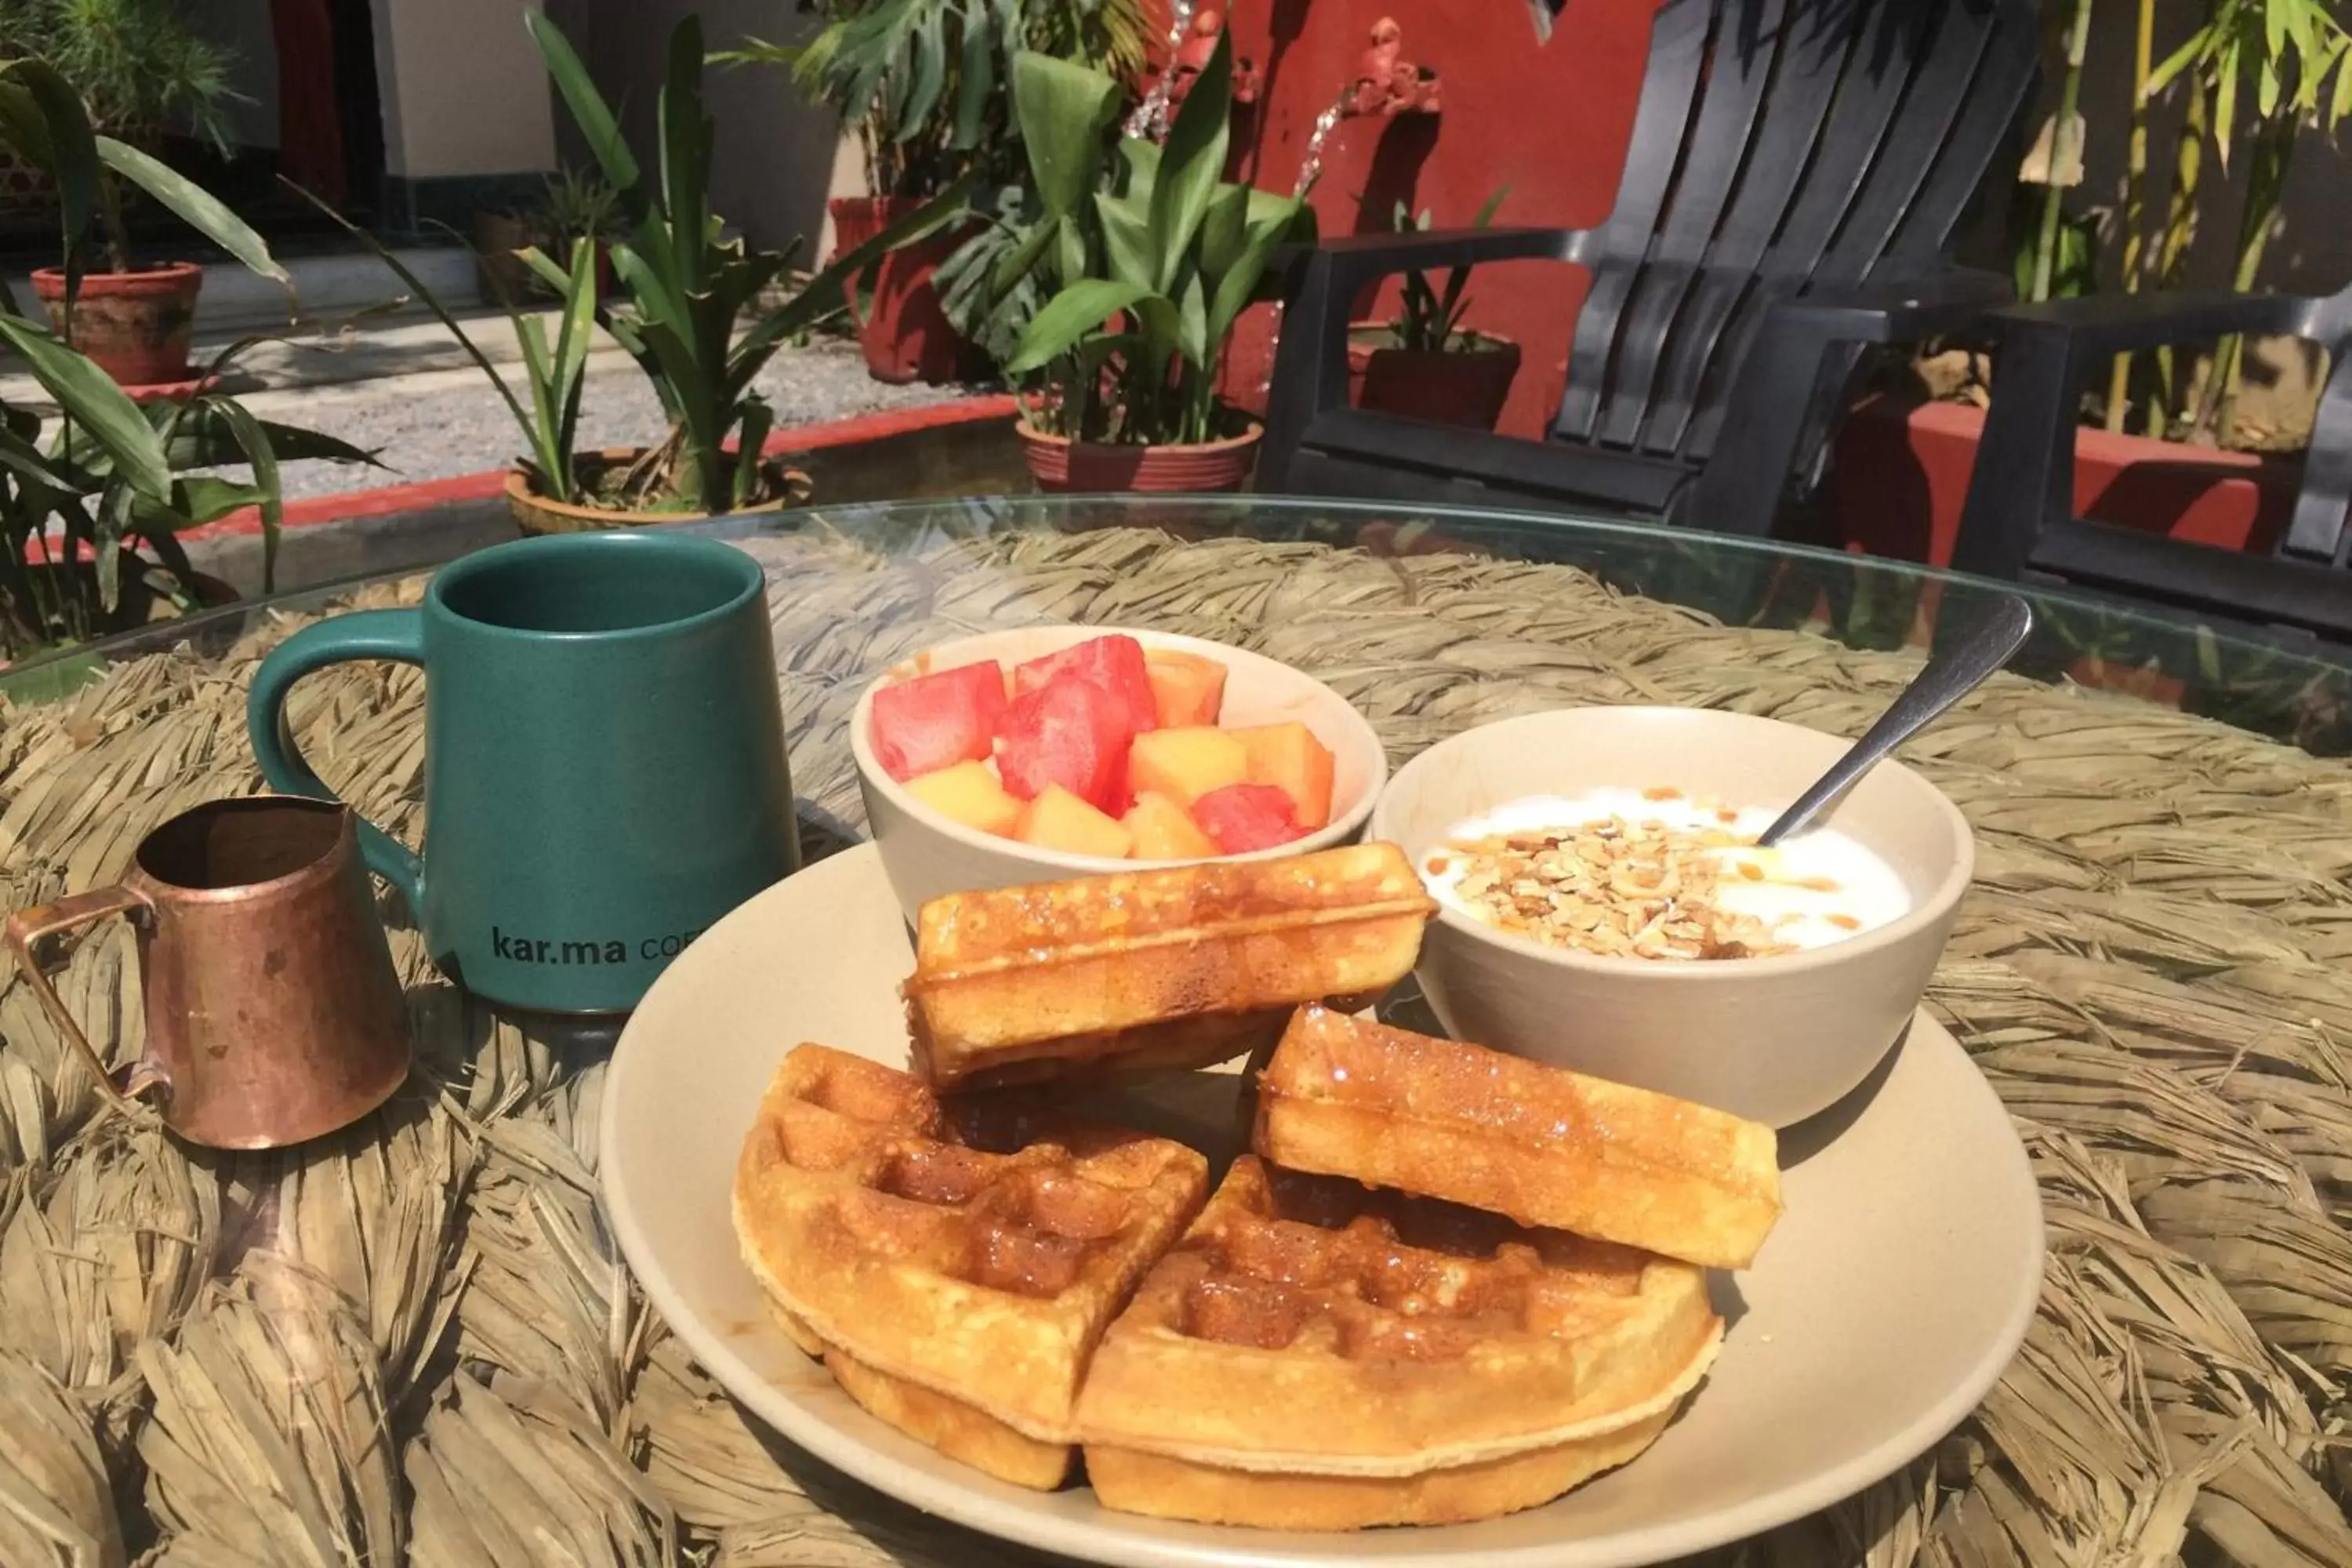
[270,336,978,499]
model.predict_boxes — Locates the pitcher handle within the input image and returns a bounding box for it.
[2,885,165,1111]
[246,608,426,912]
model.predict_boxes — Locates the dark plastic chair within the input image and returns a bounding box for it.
[1259,0,2038,538]
[1952,289,2352,645]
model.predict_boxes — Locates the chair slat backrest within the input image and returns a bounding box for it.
[1552,0,2036,463]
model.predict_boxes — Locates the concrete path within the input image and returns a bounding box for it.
[1,258,978,501]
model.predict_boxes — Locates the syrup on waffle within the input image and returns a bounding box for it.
[1256,1006,1783,1270]
[732,1044,1207,1488]
[1076,1156,1721,1527]
[902,844,1436,1090]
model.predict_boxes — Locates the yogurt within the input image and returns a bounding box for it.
[1421,787,1912,958]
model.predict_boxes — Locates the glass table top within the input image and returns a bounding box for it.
[8,495,2352,1563]
[8,493,2349,755]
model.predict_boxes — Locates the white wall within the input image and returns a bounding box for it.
[370,0,555,177]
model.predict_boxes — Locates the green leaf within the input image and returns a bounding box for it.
[1471,185,1511,227]
[1007,278,1152,373]
[901,12,948,142]
[159,412,376,470]
[97,139,290,296]
[1197,183,1249,283]
[2149,32,2205,96]
[951,0,993,148]
[1147,32,1232,292]
[0,63,98,273]
[1012,51,1119,220]
[1094,189,1156,289]
[528,10,644,203]
[0,316,169,501]
[1205,203,1302,358]
[162,474,264,527]
[2216,40,2241,163]
[733,396,772,507]
[0,426,63,489]
[1176,268,1207,368]
[659,16,712,292]
[0,64,98,272]
[1117,136,1162,202]
[988,217,1058,299]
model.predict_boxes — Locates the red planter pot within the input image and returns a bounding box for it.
[828,195,979,387]
[1831,396,2296,567]
[33,262,204,390]
[1017,422,1262,493]
[1346,322,1522,431]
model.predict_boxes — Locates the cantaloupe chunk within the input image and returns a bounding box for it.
[1127,726,1249,808]
[1015,784,1133,858]
[904,760,1022,837]
[1143,649,1228,728]
[1122,792,1221,860]
[1232,721,1336,830]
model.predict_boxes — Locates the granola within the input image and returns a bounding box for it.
[1432,816,1796,960]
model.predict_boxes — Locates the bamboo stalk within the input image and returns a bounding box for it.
[2151,77,2211,434]
[2031,0,2099,303]
[2107,0,2159,432]
[2205,112,2297,446]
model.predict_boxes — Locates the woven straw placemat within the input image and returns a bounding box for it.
[3,525,2350,1567]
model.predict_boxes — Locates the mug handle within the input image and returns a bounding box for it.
[246,608,426,911]
[2,886,167,1110]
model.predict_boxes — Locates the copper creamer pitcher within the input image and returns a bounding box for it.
[2,797,412,1149]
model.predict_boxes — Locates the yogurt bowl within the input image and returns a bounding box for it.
[1370,706,1973,1127]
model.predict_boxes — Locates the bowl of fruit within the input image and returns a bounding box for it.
[851,625,1387,918]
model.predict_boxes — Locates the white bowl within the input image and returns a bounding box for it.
[1369,706,1974,1127]
[852,625,1387,920]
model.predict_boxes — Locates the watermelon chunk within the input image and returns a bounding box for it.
[869,662,1007,782]
[1014,636,1158,737]
[1189,783,1305,855]
[996,677,1134,811]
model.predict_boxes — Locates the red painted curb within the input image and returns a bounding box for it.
[170,394,1021,543]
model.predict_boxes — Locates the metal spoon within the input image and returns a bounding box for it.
[1757,594,2034,847]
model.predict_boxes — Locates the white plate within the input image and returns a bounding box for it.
[602,843,2044,1568]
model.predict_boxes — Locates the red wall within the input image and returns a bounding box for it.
[1216,1,1660,437]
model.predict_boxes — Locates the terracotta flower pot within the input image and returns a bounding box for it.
[827,195,981,387]
[1347,321,1522,432]
[33,263,205,390]
[1015,421,1262,494]
[504,448,813,535]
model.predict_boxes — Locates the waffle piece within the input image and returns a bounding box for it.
[1255,1007,1782,1270]
[732,1044,1207,1488]
[902,844,1436,1090]
[1076,1157,1720,1527]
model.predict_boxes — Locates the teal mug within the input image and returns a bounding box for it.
[247,532,799,1013]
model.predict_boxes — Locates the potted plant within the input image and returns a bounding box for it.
[473,169,619,308]
[0,0,238,230]
[992,34,1310,492]
[537,165,620,300]
[0,306,375,665]
[725,1,1149,385]
[0,7,261,392]
[1348,189,1520,432]
[315,13,971,532]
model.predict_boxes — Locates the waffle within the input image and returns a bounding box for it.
[902,844,1436,1090]
[1074,1156,1721,1527]
[1254,1007,1782,1270]
[731,1044,1208,1488]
